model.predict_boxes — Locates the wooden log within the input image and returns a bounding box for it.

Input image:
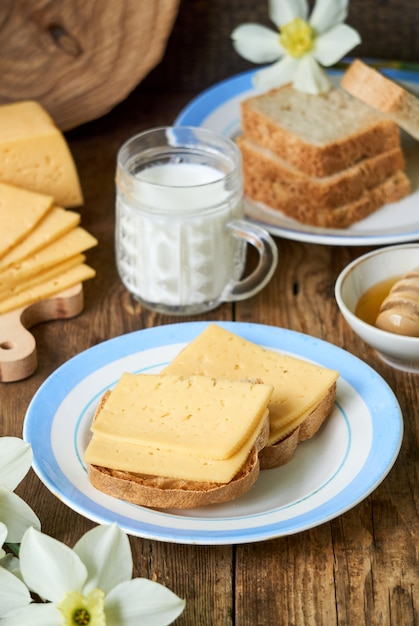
[0,0,180,130]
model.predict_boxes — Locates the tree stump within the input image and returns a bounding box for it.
[0,0,180,130]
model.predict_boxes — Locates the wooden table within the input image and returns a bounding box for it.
[2,84,418,626]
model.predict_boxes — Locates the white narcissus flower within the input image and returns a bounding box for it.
[0,523,32,618]
[0,437,40,543]
[231,0,361,94]
[1,524,186,626]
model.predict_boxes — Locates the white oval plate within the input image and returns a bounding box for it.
[23,322,402,545]
[175,67,419,246]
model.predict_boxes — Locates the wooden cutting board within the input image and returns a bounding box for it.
[0,283,84,383]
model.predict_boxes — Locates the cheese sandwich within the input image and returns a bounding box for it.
[85,373,273,509]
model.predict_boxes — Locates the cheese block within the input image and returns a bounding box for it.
[163,324,339,445]
[0,207,81,269]
[86,407,269,484]
[0,262,96,314]
[0,226,97,293]
[0,182,54,258]
[0,101,83,207]
[90,373,273,460]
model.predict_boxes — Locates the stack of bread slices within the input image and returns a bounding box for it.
[237,59,413,228]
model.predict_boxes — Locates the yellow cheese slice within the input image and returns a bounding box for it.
[0,254,85,302]
[0,263,95,314]
[0,226,97,292]
[85,410,268,484]
[0,182,54,258]
[0,207,81,269]
[163,324,339,446]
[0,101,83,207]
[91,373,273,460]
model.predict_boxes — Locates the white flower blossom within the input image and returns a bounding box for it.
[0,524,185,626]
[0,437,40,543]
[231,0,361,94]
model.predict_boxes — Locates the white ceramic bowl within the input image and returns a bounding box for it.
[335,243,419,373]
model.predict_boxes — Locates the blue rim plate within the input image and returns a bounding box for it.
[174,67,419,246]
[23,321,403,545]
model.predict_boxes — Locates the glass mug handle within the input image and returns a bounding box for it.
[223,219,278,301]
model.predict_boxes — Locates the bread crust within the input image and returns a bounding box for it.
[259,382,337,470]
[241,85,400,177]
[86,391,269,509]
[341,59,419,141]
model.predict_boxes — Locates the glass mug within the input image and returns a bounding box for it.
[115,126,278,315]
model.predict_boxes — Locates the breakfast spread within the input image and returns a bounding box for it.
[375,269,419,336]
[237,62,414,227]
[85,373,273,509]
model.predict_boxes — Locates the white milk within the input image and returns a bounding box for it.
[116,161,245,310]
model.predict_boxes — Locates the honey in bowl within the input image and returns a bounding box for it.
[356,271,419,337]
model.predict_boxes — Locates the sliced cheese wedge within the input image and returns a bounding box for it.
[0,226,97,293]
[0,182,54,258]
[0,207,81,269]
[163,324,339,446]
[91,373,273,460]
[0,101,83,207]
[86,408,269,484]
[0,263,95,314]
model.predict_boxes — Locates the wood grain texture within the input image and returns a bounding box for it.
[0,0,180,129]
[2,86,418,626]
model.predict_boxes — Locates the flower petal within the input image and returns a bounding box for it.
[0,488,40,544]
[0,567,31,618]
[313,24,361,66]
[19,527,87,602]
[0,602,61,626]
[231,24,282,63]
[309,0,349,32]
[253,57,299,90]
[104,578,186,626]
[74,524,132,595]
[0,438,32,490]
[293,55,332,94]
[269,0,308,27]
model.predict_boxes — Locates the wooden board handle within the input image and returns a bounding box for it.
[0,283,84,383]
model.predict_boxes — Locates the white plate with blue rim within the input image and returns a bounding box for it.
[174,66,419,246]
[23,321,403,545]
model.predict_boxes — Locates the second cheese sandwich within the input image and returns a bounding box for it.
[163,324,339,469]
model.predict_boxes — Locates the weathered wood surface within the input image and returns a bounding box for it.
[0,0,180,130]
[2,87,418,625]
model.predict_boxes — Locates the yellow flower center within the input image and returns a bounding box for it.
[279,17,315,58]
[57,589,106,626]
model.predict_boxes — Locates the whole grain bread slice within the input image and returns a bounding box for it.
[241,85,401,177]
[86,390,270,509]
[341,59,419,141]
[238,135,405,211]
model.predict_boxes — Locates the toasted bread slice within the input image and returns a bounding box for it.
[86,389,270,509]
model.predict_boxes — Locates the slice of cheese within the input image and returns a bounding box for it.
[91,373,273,460]
[0,182,54,258]
[85,408,268,484]
[0,254,85,302]
[0,263,95,314]
[0,207,81,269]
[0,101,83,207]
[0,226,97,293]
[163,324,339,446]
